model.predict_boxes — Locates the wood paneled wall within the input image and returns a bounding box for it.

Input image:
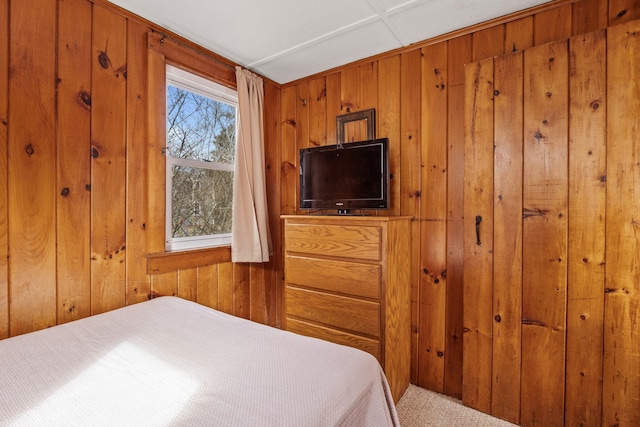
[464,21,639,426]
[2,0,640,424]
[0,0,282,339]
[278,0,640,422]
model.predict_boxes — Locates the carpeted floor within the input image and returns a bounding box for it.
[396,385,518,427]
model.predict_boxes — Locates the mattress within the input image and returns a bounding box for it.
[0,296,399,426]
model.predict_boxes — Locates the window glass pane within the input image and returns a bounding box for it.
[167,85,236,164]
[171,165,233,239]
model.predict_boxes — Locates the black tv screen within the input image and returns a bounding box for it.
[299,138,389,213]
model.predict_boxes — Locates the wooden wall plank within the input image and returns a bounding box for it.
[0,0,9,339]
[353,62,379,213]
[609,0,640,25]
[505,16,534,53]
[360,61,378,113]
[263,82,282,327]
[146,41,167,255]
[565,29,607,427]
[341,66,360,115]
[604,20,640,427]
[151,271,177,297]
[572,0,609,35]
[400,49,422,385]
[249,263,266,323]
[399,50,422,228]
[125,20,152,305]
[521,39,569,427]
[296,82,309,149]
[472,24,505,61]
[534,4,573,46]
[444,34,471,399]
[341,66,367,143]
[378,59,404,370]
[57,0,92,324]
[308,77,326,147]
[418,41,448,392]
[8,0,57,336]
[196,264,218,309]
[492,51,523,425]
[377,56,401,218]
[90,5,127,315]
[217,262,234,314]
[177,268,197,301]
[232,263,250,319]
[280,86,297,215]
[325,73,341,147]
[462,58,495,414]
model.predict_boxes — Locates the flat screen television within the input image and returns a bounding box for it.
[299,138,389,214]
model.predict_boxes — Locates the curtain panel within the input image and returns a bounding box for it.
[231,67,272,262]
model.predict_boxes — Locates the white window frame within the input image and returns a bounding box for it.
[165,65,238,252]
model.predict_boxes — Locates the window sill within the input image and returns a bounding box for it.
[146,246,231,275]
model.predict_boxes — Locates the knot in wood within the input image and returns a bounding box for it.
[98,51,110,69]
[80,90,92,107]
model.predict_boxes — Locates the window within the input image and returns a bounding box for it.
[165,65,237,251]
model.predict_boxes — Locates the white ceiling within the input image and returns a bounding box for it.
[108,0,552,84]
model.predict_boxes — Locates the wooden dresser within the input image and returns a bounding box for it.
[282,215,412,402]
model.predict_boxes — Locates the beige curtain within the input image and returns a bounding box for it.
[231,66,272,262]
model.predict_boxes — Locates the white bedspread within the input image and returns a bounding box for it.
[0,296,399,426]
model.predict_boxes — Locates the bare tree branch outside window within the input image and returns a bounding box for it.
[167,84,236,239]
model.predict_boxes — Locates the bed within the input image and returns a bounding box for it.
[0,296,399,426]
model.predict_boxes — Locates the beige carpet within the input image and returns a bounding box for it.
[396,385,518,427]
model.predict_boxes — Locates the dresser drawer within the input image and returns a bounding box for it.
[286,286,380,337]
[285,255,380,299]
[285,223,381,261]
[286,317,380,361]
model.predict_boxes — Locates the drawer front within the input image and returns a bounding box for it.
[286,286,380,338]
[285,255,380,299]
[285,223,381,261]
[286,318,380,361]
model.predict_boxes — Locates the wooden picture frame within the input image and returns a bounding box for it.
[336,108,376,146]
